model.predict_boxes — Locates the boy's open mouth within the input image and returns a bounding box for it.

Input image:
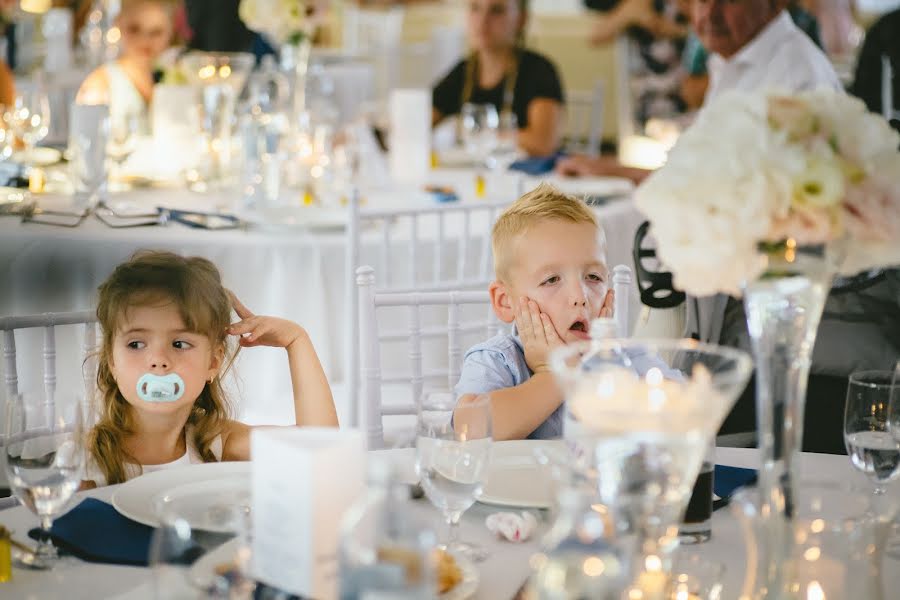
[569,319,589,334]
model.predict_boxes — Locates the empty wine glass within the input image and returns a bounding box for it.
[460,103,499,166]
[8,85,51,164]
[4,392,85,569]
[107,113,140,190]
[486,111,518,171]
[844,369,900,495]
[150,494,253,600]
[0,106,14,160]
[69,103,110,208]
[415,392,492,562]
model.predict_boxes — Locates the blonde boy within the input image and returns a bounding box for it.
[455,184,614,440]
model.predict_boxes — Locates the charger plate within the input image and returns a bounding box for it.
[111,461,250,530]
[478,440,562,509]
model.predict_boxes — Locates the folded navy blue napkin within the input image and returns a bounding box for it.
[28,497,154,566]
[714,464,758,499]
[509,153,563,175]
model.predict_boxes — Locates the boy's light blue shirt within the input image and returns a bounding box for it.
[454,332,563,440]
[455,332,683,440]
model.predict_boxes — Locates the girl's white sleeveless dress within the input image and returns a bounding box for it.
[104,60,151,135]
[83,428,224,487]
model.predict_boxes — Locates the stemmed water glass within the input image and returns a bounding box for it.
[486,111,518,171]
[415,392,492,562]
[460,103,499,166]
[149,495,253,599]
[844,369,900,495]
[4,392,85,569]
[8,85,51,165]
[107,113,140,191]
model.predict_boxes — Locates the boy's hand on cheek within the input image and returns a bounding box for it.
[515,297,563,374]
[599,289,615,318]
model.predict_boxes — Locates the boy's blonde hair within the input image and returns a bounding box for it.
[492,183,602,280]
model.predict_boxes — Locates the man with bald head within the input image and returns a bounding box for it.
[557,0,840,178]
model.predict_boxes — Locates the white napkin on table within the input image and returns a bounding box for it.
[485,511,538,543]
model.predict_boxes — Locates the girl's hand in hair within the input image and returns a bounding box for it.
[227,292,306,350]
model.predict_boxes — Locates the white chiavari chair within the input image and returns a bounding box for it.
[1,311,99,421]
[0,311,98,506]
[344,194,510,429]
[356,264,633,449]
[340,5,405,111]
[882,55,900,123]
[564,80,605,156]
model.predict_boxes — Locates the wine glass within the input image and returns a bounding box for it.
[486,111,518,172]
[8,85,51,164]
[460,103,499,166]
[150,494,253,599]
[107,113,140,190]
[4,392,85,569]
[0,105,14,160]
[844,369,900,495]
[415,392,492,562]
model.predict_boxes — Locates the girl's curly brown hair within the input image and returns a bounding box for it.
[89,250,236,484]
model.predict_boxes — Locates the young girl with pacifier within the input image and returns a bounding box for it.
[83,251,338,487]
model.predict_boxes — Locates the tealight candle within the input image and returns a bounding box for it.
[28,167,45,193]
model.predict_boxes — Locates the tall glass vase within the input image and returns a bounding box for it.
[279,38,312,127]
[741,241,835,595]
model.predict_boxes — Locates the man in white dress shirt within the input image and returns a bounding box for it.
[698,0,840,103]
[557,0,841,179]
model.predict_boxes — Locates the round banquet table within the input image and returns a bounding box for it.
[0,447,896,600]
[0,168,644,427]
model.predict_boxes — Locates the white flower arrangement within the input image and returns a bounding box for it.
[239,0,324,46]
[634,89,900,296]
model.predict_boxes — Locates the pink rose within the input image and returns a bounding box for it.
[842,182,900,242]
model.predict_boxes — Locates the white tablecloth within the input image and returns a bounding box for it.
[0,448,895,600]
[0,169,643,426]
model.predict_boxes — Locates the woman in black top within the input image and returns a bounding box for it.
[432,0,564,157]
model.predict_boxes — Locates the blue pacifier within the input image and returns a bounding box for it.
[136,373,186,403]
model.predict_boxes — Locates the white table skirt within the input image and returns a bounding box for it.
[0,448,894,600]
[0,169,644,427]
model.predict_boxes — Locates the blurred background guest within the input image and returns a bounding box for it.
[0,51,12,107]
[680,0,822,110]
[849,7,900,132]
[586,0,689,151]
[432,0,564,157]
[184,0,254,53]
[559,0,838,181]
[77,0,176,133]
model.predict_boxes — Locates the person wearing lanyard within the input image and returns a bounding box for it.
[431,0,565,158]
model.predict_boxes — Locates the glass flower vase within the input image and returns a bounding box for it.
[551,339,752,599]
[279,37,312,126]
[741,241,835,593]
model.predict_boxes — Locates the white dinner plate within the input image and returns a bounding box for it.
[238,205,348,231]
[112,461,251,529]
[478,440,562,509]
[152,478,251,533]
[14,146,62,167]
[436,146,481,169]
[189,538,479,599]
